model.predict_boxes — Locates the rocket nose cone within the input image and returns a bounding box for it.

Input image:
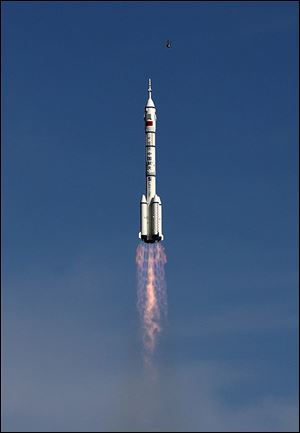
[141,194,147,203]
[151,194,159,203]
[146,96,155,108]
[146,78,155,107]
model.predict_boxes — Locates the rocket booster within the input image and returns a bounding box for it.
[139,79,164,243]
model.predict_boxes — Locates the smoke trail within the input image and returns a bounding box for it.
[136,243,167,357]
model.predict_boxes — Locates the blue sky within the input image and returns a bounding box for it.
[1,1,299,431]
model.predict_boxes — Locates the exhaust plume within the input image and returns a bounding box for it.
[136,243,167,357]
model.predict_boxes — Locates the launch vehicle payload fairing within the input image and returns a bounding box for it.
[139,79,164,243]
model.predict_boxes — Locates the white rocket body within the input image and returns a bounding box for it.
[139,79,164,243]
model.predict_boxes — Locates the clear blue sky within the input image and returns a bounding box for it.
[2,2,299,431]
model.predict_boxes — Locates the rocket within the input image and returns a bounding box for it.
[139,79,164,243]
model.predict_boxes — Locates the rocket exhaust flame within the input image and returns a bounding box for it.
[136,243,167,355]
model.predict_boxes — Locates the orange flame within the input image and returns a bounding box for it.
[136,243,167,355]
